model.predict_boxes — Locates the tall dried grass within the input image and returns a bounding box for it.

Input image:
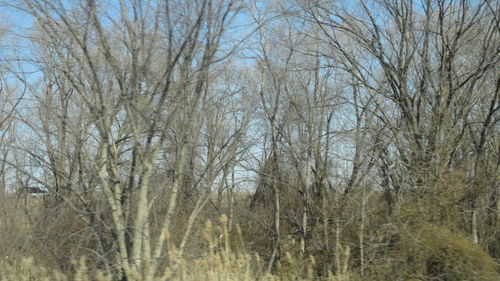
[1,214,343,281]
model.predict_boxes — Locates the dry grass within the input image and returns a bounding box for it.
[1,243,343,281]
[0,213,341,281]
[2,193,498,281]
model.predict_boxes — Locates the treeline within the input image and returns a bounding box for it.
[0,0,499,280]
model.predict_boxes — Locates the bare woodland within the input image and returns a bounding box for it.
[0,0,499,280]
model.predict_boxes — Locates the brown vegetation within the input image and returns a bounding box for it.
[0,0,499,280]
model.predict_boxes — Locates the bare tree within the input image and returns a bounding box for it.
[3,0,248,279]
[306,0,499,214]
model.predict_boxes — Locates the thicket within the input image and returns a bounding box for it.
[0,0,499,280]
